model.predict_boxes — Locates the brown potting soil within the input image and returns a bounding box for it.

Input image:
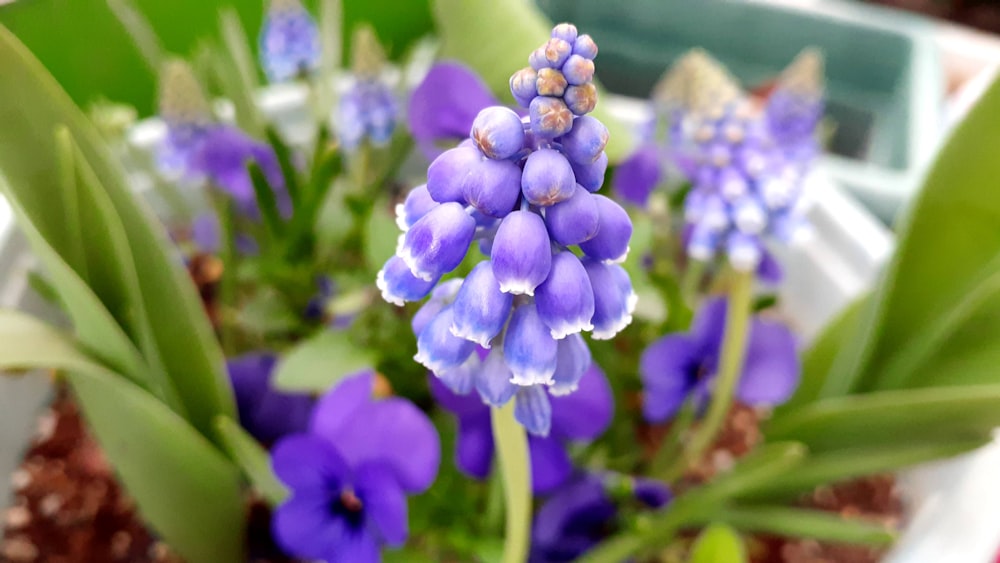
[0,388,173,562]
[0,388,298,563]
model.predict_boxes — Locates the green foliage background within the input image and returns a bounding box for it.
[0,0,434,116]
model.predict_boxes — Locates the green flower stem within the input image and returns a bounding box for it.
[491,401,532,563]
[680,259,706,307]
[674,269,755,477]
[214,192,237,355]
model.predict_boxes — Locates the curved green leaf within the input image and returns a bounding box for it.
[767,385,1000,453]
[432,0,633,162]
[214,415,288,506]
[0,24,235,436]
[823,74,1000,395]
[0,172,149,388]
[735,438,987,502]
[706,506,894,546]
[274,329,376,392]
[0,310,244,563]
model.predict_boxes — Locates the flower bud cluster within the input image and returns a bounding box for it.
[377,25,634,436]
[509,23,599,139]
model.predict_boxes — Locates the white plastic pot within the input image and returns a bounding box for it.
[0,87,996,562]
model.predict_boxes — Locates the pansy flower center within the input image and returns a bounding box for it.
[331,489,365,528]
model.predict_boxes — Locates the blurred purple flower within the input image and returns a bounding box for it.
[531,473,671,563]
[430,364,613,494]
[227,353,315,445]
[272,372,441,563]
[613,143,662,207]
[408,62,499,160]
[259,0,321,83]
[190,125,286,213]
[640,297,800,422]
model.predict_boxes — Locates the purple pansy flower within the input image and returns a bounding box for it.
[430,363,613,494]
[272,371,441,563]
[640,297,800,422]
[227,353,315,445]
[530,473,671,563]
[407,62,500,160]
[190,125,287,213]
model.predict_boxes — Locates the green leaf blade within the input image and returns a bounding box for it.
[214,415,288,506]
[273,329,376,392]
[689,524,746,563]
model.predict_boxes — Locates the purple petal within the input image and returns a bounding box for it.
[310,371,375,439]
[737,317,800,406]
[633,478,672,508]
[559,116,608,165]
[532,476,614,559]
[571,151,608,192]
[471,106,526,160]
[515,384,553,437]
[549,333,592,396]
[455,412,495,479]
[579,195,633,263]
[534,251,595,340]
[544,184,600,246]
[377,255,441,306]
[399,202,477,281]
[639,334,700,422]
[503,303,559,386]
[331,398,442,493]
[756,246,784,285]
[426,145,482,204]
[354,461,408,546]
[475,346,518,407]
[435,353,481,395]
[273,494,348,561]
[272,434,350,491]
[521,148,576,206]
[428,370,486,418]
[491,210,552,296]
[549,364,613,441]
[450,262,514,347]
[408,62,498,160]
[395,184,438,231]
[415,306,477,375]
[614,144,661,206]
[191,212,220,252]
[230,352,314,443]
[327,528,379,563]
[528,435,572,494]
[691,297,728,356]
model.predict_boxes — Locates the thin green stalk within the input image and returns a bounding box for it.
[491,402,532,563]
[214,193,238,355]
[672,269,754,476]
[681,259,706,306]
[650,398,696,480]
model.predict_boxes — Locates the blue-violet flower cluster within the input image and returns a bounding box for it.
[377,24,635,437]
[258,0,321,83]
[271,372,440,563]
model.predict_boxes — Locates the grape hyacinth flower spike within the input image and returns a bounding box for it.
[663,50,821,271]
[336,26,398,151]
[259,0,321,83]
[156,60,214,180]
[377,23,636,437]
[766,48,825,165]
[272,372,440,563]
